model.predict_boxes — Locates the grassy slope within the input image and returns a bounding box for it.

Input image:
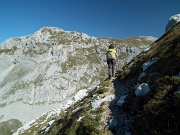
[119,22,180,135]
[43,80,112,135]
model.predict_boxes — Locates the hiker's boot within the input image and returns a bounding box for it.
[109,75,112,80]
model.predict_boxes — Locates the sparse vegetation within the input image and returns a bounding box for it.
[119,21,180,134]
[0,46,17,54]
[45,80,111,135]
[0,119,22,135]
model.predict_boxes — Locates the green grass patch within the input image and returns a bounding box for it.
[47,104,104,135]
[130,93,180,135]
[0,119,22,135]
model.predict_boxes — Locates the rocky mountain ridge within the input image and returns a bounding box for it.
[7,14,180,135]
[0,27,156,135]
[23,20,180,135]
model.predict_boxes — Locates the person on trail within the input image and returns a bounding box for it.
[106,44,118,79]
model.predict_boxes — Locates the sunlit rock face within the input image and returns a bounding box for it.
[0,27,156,126]
[165,14,180,32]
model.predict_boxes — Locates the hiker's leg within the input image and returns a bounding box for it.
[112,59,116,77]
[107,60,112,77]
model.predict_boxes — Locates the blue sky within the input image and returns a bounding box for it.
[0,0,180,44]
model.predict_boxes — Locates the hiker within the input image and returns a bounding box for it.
[106,44,118,79]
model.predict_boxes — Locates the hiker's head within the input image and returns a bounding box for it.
[109,44,114,49]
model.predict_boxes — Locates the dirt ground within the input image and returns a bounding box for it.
[101,78,133,135]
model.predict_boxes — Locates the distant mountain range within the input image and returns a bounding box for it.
[0,26,156,135]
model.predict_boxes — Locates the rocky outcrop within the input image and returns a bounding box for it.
[165,14,180,32]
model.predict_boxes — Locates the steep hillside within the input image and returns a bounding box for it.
[18,22,180,135]
[0,27,156,135]
[119,21,180,134]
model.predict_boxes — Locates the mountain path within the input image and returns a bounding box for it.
[102,78,133,135]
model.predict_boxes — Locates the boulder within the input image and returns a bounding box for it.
[135,83,150,96]
[117,95,127,107]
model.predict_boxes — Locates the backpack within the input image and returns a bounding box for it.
[107,49,115,59]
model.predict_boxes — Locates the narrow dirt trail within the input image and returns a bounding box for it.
[108,78,133,135]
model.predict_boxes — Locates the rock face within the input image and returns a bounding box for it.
[165,14,180,32]
[0,27,156,134]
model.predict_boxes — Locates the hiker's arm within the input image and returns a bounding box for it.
[115,53,118,56]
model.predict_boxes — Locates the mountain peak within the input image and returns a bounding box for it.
[39,26,65,33]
